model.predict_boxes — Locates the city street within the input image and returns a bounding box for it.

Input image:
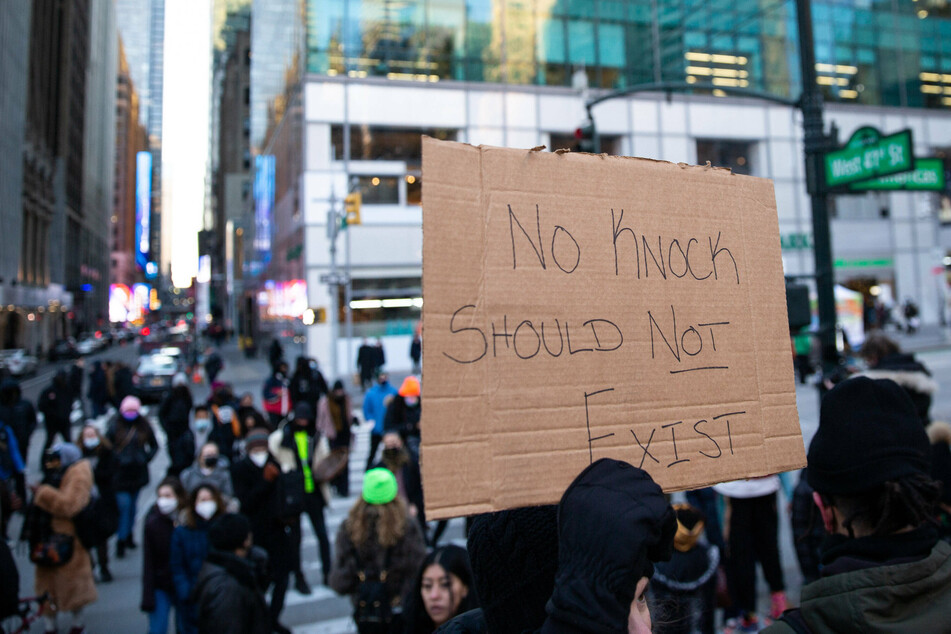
[4,331,950,632]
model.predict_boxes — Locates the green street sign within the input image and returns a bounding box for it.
[824,127,913,188]
[849,158,946,192]
[781,233,813,250]
[833,257,894,269]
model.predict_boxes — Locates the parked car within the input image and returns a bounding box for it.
[76,337,101,356]
[0,349,38,376]
[48,338,79,361]
[133,353,181,403]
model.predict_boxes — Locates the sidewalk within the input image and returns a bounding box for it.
[889,323,951,353]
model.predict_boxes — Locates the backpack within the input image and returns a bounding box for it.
[352,547,393,634]
[74,489,119,549]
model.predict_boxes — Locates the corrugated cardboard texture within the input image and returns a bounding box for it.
[420,137,805,520]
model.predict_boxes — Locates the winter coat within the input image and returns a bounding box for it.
[195,549,270,634]
[32,460,98,613]
[180,462,234,499]
[68,365,83,404]
[383,395,421,440]
[107,414,159,492]
[0,423,24,481]
[289,367,326,409]
[859,352,937,424]
[927,421,951,514]
[87,365,108,405]
[170,521,213,604]
[328,514,426,612]
[650,544,719,634]
[317,394,354,448]
[141,504,177,612]
[81,445,117,497]
[363,381,398,435]
[231,455,293,572]
[268,423,332,505]
[763,527,951,633]
[261,373,290,418]
[436,609,489,634]
[0,379,37,453]
[159,387,193,439]
[38,379,72,430]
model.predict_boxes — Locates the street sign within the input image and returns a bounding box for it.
[849,158,946,192]
[824,127,913,188]
[318,272,350,286]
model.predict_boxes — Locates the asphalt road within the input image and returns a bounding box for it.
[6,336,951,633]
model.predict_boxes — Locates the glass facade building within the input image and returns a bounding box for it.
[303,0,951,109]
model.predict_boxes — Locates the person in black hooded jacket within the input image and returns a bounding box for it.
[159,377,196,477]
[0,378,37,463]
[195,513,270,634]
[539,458,677,634]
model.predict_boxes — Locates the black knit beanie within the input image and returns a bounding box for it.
[808,376,930,496]
[293,401,313,422]
[466,505,559,634]
[209,513,252,552]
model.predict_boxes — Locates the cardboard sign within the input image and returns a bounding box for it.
[420,137,805,520]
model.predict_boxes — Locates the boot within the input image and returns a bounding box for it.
[116,540,125,559]
[294,572,312,595]
[99,567,113,583]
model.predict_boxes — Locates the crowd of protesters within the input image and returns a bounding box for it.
[3,328,951,634]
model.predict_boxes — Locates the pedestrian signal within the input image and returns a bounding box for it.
[345,192,362,226]
[575,121,597,153]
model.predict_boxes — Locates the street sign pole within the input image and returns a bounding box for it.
[796,0,840,381]
[328,188,339,381]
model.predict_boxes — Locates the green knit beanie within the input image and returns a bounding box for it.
[363,468,398,505]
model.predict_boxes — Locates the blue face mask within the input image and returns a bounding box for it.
[195,418,211,432]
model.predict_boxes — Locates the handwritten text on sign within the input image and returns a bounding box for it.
[420,138,803,519]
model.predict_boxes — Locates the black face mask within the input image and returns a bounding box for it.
[383,447,408,467]
[204,456,219,468]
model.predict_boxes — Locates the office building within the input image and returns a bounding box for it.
[251,0,951,376]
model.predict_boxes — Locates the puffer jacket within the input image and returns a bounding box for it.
[763,527,951,633]
[195,549,270,634]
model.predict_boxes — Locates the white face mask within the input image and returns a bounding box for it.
[83,437,100,450]
[156,497,178,516]
[249,451,268,468]
[195,500,218,520]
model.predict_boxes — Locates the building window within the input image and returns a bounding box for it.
[696,140,753,175]
[356,176,399,205]
[330,126,456,167]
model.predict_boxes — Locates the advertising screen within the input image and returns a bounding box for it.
[254,155,275,267]
[135,151,152,270]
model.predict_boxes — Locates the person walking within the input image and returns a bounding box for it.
[204,348,224,386]
[410,331,421,374]
[107,396,159,558]
[195,513,270,634]
[384,376,422,460]
[362,371,397,470]
[262,361,291,430]
[77,424,118,583]
[269,338,284,373]
[86,361,109,419]
[232,429,295,634]
[180,442,234,501]
[0,419,25,540]
[0,378,37,465]
[170,483,226,634]
[141,477,186,634]
[269,402,332,591]
[29,443,98,634]
[158,373,196,478]
[328,468,426,633]
[38,370,73,456]
[317,380,356,497]
[764,377,951,632]
[357,340,375,391]
[289,356,326,413]
[403,545,478,634]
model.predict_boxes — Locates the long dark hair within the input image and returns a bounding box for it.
[404,545,477,634]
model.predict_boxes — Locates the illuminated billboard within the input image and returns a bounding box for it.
[260,279,307,320]
[135,151,152,270]
[254,155,275,267]
[109,283,151,323]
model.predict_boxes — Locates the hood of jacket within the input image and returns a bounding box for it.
[796,537,951,632]
[860,353,937,396]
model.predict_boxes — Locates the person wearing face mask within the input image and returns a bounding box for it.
[232,428,295,634]
[270,402,332,593]
[29,443,98,634]
[169,483,225,634]
[141,477,186,634]
[373,432,426,537]
[317,380,357,497]
[180,442,234,501]
[107,395,159,559]
[405,545,478,634]
[384,376,422,460]
[192,405,213,449]
[363,371,398,470]
[77,424,118,583]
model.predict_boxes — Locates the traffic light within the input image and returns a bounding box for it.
[575,120,597,153]
[344,192,362,226]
